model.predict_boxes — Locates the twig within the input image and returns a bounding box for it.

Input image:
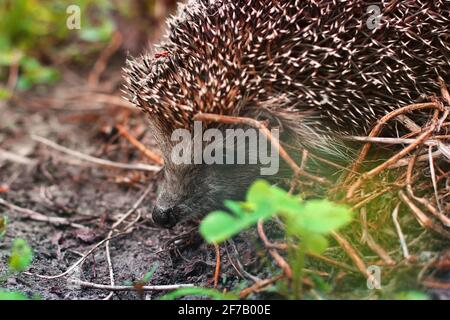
[398,191,450,238]
[389,149,442,169]
[0,198,86,229]
[405,153,450,227]
[421,278,450,290]
[428,146,443,213]
[103,183,153,299]
[0,148,37,165]
[116,124,164,165]
[345,136,441,146]
[438,76,450,105]
[257,219,292,279]
[103,240,115,300]
[391,203,410,260]
[346,109,440,199]
[7,52,20,94]
[31,135,161,172]
[306,252,357,273]
[332,231,377,284]
[239,274,284,299]
[68,280,194,292]
[88,31,122,87]
[289,149,309,193]
[73,93,136,110]
[345,102,441,182]
[351,188,393,211]
[24,232,129,280]
[225,239,261,282]
[213,243,221,288]
[360,207,395,265]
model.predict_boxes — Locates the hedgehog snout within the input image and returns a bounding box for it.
[152,206,178,228]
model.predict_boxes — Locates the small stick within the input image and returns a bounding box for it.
[0,198,86,229]
[116,124,164,165]
[7,52,20,93]
[103,183,153,299]
[428,146,443,213]
[103,240,115,301]
[438,76,450,105]
[346,109,439,199]
[306,252,357,273]
[351,188,393,211]
[389,150,442,169]
[346,102,440,182]
[289,149,309,193]
[88,31,123,87]
[405,153,450,227]
[421,278,450,290]
[225,239,261,282]
[332,231,377,284]
[239,274,284,299]
[360,208,395,265]
[213,243,221,288]
[68,279,194,292]
[0,148,37,166]
[391,203,410,260]
[345,136,440,146]
[72,93,136,110]
[31,135,161,172]
[257,219,292,279]
[399,191,450,238]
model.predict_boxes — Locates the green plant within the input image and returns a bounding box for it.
[0,237,33,300]
[200,179,353,298]
[0,0,115,96]
[394,291,429,300]
[8,238,33,273]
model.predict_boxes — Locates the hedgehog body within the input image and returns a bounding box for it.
[125,0,449,227]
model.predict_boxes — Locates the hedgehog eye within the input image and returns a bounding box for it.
[255,111,284,132]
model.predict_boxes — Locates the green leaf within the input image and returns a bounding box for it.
[223,200,246,218]
[8,238,33,272]
[200,211,249,243]
[302,233,329,254]
[160,287,237,300]
[0,88,11,100]
[247,179,272,204]
[0,291,28,300]
[395,291,429,300]
[286,200,352,235]
[142,262,159,283]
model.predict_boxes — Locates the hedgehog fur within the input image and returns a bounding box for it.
[124,0,449,227]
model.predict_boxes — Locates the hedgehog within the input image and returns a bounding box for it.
[124,0,450,228]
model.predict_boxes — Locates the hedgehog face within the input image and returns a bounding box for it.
[152,162,259,228]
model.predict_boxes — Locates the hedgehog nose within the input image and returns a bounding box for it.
[152,206,177,228]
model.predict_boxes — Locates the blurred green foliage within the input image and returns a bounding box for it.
[199,180,353,299]
[0,0,116,95]
[0,237,33,300]
[8,238,33,273]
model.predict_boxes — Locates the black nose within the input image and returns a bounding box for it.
[152,206,177,228]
